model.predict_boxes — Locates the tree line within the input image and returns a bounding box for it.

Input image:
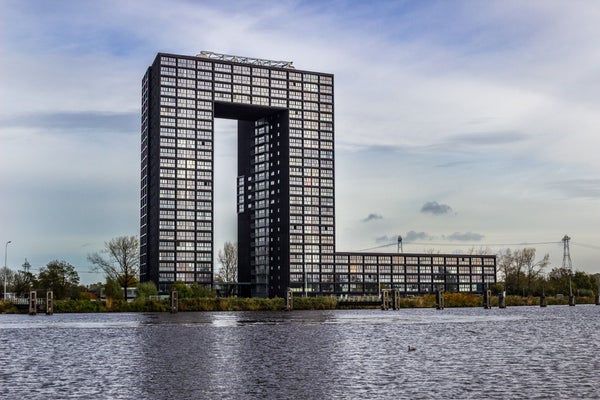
[0,236,141,301]
[1,236,238,301]
[497,248,598,297]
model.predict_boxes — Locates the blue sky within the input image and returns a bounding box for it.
[1,0,599,284]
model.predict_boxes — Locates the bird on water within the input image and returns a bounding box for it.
[408,346,416,352]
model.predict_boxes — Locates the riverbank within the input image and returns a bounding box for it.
[1,293,597,313]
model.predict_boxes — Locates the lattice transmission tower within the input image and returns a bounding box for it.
[562,235,575,305]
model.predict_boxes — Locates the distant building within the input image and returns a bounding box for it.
[140,52,496,297]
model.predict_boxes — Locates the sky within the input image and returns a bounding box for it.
[1,0,599,285]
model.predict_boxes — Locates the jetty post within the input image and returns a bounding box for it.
[540,293,547,307]
[28,290,37,315]
[483,288,491,309]
[286,288,293,311]
[170,290,178,313]
[392,289,400,310]
[46,290,54,315]
[435,288,445,310]
[498,291,506,309]
[381,289,390,310]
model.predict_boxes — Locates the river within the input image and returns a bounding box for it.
[1,305,598,399]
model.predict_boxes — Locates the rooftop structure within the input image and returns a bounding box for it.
[197,50,295,69]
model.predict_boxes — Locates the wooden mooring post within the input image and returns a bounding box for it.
[286,288,293,311]
[381,289,400,310]
[483,289,492,309]
[540,294,547,307]
[436,289,445,310]
[46,291,54,315]
[392,289,400,310]
[170,290,178,313]
[29,290,37,315]
[498,291,506,309]
[381,289,391,310]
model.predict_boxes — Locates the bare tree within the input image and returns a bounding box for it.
[468,246,493,255]
[523,249,549,296]
[88,236,139,301]
[498,248,549,296]
[497,248,513,289]
[216,242,238,283]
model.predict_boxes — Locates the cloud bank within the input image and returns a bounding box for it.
[421,201,453,215]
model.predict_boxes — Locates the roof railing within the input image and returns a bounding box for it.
[197,50,295,69]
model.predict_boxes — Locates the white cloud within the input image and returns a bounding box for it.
[1,0,599,280]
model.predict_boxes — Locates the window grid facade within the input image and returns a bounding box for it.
[333,253,497,295]
[141,53,335,296]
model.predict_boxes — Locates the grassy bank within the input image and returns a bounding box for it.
[1,294,597,314]
[0,296,337,313]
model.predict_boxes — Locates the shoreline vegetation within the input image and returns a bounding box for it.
[1,293,598,314]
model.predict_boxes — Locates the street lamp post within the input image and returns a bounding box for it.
[4,240,12,300]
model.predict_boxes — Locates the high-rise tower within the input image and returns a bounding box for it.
[141,52,335,297]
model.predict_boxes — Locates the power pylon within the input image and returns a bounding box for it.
[562,235,575,305]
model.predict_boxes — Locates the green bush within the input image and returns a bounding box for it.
[0,300,18,313]
[444,293,483,307]
[292,296,337,310]
[54,299,104,313]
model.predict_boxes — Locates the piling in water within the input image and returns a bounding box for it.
[286,288,293,311]
[540,294,547,307]
[170,290,178,313]
[29,290,37,315]
[483,290,492,309]
[498,291,506,309]
[381,289,390,310]
[436,289,445,310]
[46,291,53,315]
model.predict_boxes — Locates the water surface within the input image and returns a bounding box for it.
[1,306,598,399]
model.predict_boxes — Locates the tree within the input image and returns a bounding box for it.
[12,270,37,297]
[548,267,571,295]
[519,248,549,296]
[136,281,158,300]
[0,266,16,298]
[548,267,599,296]
[216,241,238,283]
[497,249,515,292]
[37,260,80,300]
[171,281,193,298]
[216,242,238,296]
[498,248,548,296]
[190,282,215,298]
[88,236,140,301]
[467,247,493,255]
[105,277,123,300]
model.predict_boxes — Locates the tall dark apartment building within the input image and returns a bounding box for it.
[141,51,496,297]
[141,52,335,297]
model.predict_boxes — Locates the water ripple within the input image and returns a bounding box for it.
[1,306,599,399]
